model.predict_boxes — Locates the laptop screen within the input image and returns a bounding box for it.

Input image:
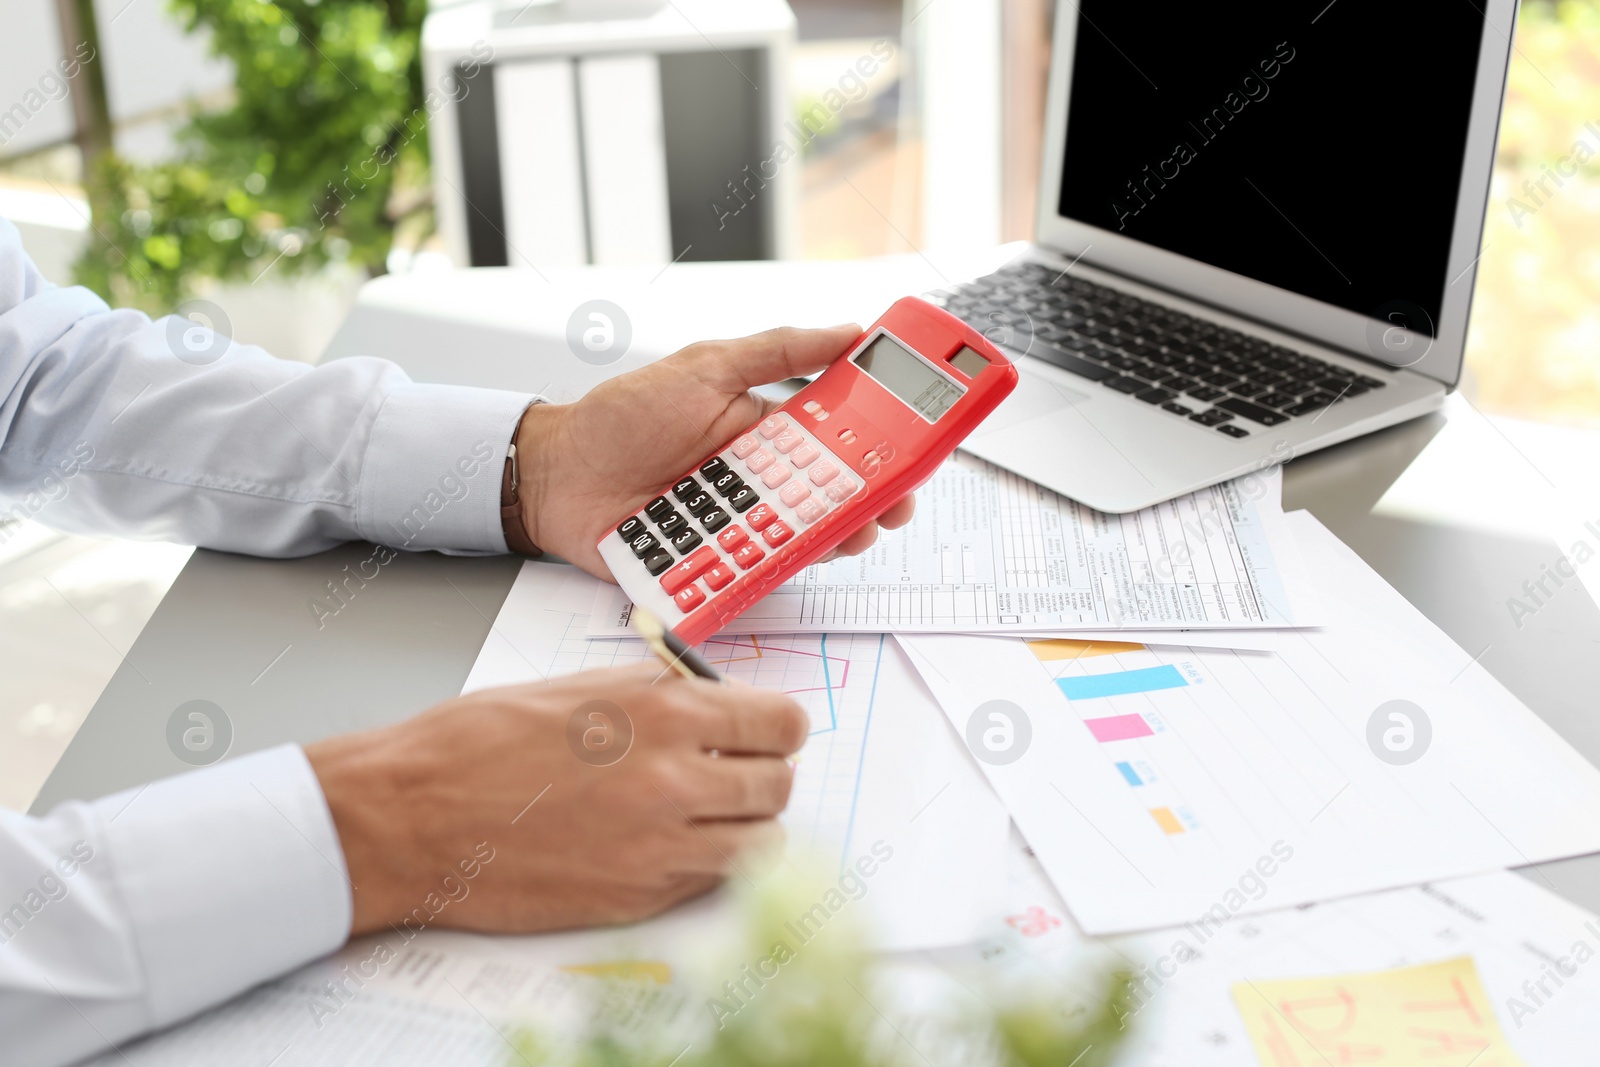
[1054,1,1487,336]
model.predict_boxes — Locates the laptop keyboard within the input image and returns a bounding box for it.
[929,261,1387,438]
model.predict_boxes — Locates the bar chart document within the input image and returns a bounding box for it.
[589,454,1316,636]
[462,561,1008,951]
[899,511,1600,934]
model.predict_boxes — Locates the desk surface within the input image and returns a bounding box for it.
[33,255,1600,915]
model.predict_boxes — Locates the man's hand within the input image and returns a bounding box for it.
[305,664,806,936]
[514,324,916,579]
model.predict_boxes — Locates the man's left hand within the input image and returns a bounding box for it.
[513,324,916,579]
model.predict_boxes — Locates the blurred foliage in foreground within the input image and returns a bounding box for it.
[1466,0,1600,425]
[506,873,1133,1067]
[76,0,441,313]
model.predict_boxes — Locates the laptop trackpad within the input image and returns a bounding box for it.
[970,373,1086,432]
[962,371,1167,511]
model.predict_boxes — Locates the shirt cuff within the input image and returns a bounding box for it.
[357,383,536,553]
[91,745,352,1030]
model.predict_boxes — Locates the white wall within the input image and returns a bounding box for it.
[915,0,1003,255]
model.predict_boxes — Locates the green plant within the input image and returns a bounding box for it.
[506,872,1134,1067]
[74,0,432,312]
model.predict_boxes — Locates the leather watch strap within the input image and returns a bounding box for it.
[500,437,544,558]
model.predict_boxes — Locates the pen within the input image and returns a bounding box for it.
[632,605,725,683]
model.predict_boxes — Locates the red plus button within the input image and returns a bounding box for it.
[660,546,718,595]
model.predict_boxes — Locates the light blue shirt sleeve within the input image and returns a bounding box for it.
[0,215,535,556]
[0,215,539,1065]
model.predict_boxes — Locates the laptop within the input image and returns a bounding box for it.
[945,0,1516,513]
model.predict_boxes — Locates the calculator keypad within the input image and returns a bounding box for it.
[601,408,860,623]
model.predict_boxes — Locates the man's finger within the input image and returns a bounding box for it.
[877,495,915,530]
[682,682,810,755]
[669,755,794,819]
[696,324,862,393]
[832,522,879,558]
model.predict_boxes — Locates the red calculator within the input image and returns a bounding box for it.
[597,297,1019,644]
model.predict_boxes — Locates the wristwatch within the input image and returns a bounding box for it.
[500,407,544,558]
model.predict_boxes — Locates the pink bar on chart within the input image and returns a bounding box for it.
[1084,713,1155,742]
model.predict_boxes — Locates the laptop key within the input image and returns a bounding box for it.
[1187,385,1226,402]
[1190,408,1234,426]
[1106,376,1150,394]
[1028,343,1117,382]
[1215,397,1290,426]
[1162,402,1195,416]
[1216,423,1251,438]
[1135,388,1176,405]
[1356,375,1387,389]
[1257,393,1299,409]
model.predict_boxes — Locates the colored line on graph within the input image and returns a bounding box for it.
[1085,713,1156,742]
[1028,638,1145,662]
[1057,663,1188,700]
[1150,807,1185,835]
[703,635,849,734]
[1115,761,1144,786]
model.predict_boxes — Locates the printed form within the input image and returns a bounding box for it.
[590,454,1314,636]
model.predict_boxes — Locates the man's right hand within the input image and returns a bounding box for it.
[304,664,808,937]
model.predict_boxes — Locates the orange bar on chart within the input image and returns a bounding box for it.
[1150,807,1185,835]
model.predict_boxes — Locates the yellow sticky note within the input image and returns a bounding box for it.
[1231,956,1527,1067]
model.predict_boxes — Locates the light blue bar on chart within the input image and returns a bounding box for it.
[1057,664,1188,700]
[1114,761,1144,786]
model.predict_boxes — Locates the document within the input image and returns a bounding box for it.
[898,511,1600,935]
[588,454,1318,637]
[86,906,722,1067]
[93,828,1600,1066]
[463,561,1008,952]
[888,828,1600,1067]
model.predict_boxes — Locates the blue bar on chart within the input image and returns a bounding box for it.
[1115,761,1144,786]
[1057,663,1188,701]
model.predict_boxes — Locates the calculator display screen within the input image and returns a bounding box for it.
[853,334,966,421]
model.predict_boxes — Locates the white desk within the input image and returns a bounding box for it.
[35,252,1600,918]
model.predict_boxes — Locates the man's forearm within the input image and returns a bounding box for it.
[0,216,533,557]
[0,747,350,1067]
